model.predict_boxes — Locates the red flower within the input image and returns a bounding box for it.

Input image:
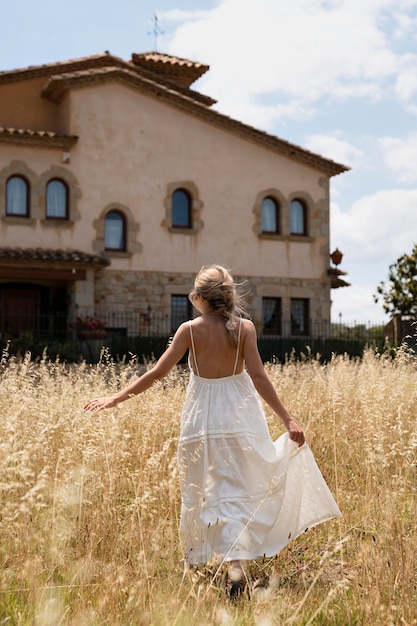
[69,316,106,331]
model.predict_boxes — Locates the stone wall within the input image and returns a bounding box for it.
[93,269,331,337]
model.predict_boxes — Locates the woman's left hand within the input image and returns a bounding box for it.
[288,420,305,447]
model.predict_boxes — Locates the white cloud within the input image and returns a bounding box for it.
[158,9,212,23]
[390,5,417,39]
[214,99,315,132]
[304,134,364,168]
[394,56,417,101]
[331,282,388,323]
[403,102,417,115]
[331,188,417,264]
[329,82,384,101]
[380,133,417,182]
[161,0,417,127]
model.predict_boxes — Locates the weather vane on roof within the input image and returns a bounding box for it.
[148,14,164,51]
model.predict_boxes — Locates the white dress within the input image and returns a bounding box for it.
[178,322,341,565]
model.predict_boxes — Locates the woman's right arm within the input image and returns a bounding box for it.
[83,322,190,412]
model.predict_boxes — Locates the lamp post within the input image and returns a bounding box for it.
[330,248,343,266]
[328,247,350,290]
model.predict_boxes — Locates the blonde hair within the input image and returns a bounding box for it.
[189,265,246,344]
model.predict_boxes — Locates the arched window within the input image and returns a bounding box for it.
[261,197,279,233]
[105,211,126,250]
[46,179,68,219]
[172,188,192,228]
[6,175,29,216]
[290,199,307,235]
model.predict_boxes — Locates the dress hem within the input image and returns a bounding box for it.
[184,511,342,565]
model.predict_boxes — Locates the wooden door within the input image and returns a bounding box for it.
[0,289,41,335]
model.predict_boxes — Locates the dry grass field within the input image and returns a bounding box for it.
[0,343,416,625]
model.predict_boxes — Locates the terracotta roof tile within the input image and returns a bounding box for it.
[329,267,350,288]
[1,52,348,176]
[41,66,212,108]
[41,65,216,107]
[135,52,208,69]
[0,247,110,267]
[331,276,351,288]
[0,52,214,105]
[0,53,120,84]
[131,52,209,87]
[39,65,347,175]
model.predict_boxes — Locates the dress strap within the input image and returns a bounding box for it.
[232,318,243,375]
[189,323,200,376]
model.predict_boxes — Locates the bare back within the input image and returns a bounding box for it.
[189,315,246,378]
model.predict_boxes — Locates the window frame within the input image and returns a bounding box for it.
[6,175,30,217]
[170,294,193,333]
[45,178,69,220]
[104,210,127,252]
[290,199,307,236]
[290,298,310,336]
[171,188,192,229]
[162,181,203,235]
[261,196,280,234]
[262,297,282,335]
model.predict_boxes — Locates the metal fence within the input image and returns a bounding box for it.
[0,308,401,363]
[0,309,390,340]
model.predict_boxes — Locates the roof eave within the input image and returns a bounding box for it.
[0,53,125,85]
[0,247,110,269]
[131,52,209,87]
[41,67,348,176]
[1,53,348,175]
[0,127,78,149]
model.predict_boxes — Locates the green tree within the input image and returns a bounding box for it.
[374,244,417,316]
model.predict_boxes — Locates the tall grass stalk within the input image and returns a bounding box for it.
[0,345,416,625]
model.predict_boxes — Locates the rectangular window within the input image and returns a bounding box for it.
[290,298,309,335]
[262,297,282,335]
[171,295,192,333]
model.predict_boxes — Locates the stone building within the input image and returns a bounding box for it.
[0,51,348,339]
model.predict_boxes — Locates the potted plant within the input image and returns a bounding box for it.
[69,316,107,340]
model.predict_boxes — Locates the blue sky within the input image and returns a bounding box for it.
[3,0,417,323]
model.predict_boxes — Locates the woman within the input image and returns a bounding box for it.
[84,265,341,598]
